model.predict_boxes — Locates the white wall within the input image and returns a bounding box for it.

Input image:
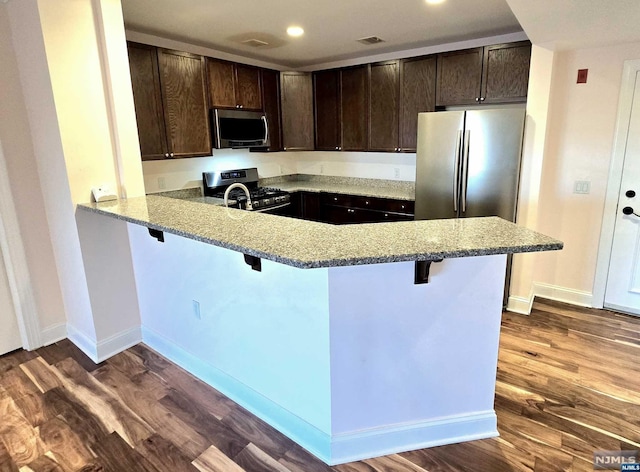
[4,0,146,357]
[0,3,67,343]
[511,40,640,308]
[143,150,416,193]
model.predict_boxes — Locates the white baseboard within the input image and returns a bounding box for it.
[95,326,141,363]
[329,412,497,465]
[141,325,499,465]
[533,282,593,308]
[67,324,141,363]
[507,283,594,315]
[40,323,67,346]
[506,295,534,315]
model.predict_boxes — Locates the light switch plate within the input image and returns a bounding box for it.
[574,180,591,194]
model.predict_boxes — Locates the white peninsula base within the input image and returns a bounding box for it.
[126,223,506,465]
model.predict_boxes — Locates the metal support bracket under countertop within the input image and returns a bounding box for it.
[414,259,443,284]
[244,254,262,272]
[148,228,164,242]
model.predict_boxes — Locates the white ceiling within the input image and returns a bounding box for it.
[122,0,640,69]
[121,0,523,68]
[506,0,640,51]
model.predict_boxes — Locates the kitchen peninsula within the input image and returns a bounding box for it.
[77,196,562,465]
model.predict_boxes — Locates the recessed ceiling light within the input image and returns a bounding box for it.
[287,26,304,37]
[425,0,446,4]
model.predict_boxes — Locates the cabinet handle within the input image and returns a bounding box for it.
[365,201,369,205]
[475,97,480,102]
[334,197,338,201]
[164,153,169,158]
[480,97,485,102]
[240,105,244,108]
[170,153,174,158]
[284,147,287,151]
[335,147,339,150]
[348,209,355,213]
[401,205,405,209]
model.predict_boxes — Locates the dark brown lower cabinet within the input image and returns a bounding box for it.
[320,193,414,224]
[275,192,414,224]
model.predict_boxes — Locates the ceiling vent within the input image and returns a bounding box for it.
[357,36,385,45]
[242,38,270,48]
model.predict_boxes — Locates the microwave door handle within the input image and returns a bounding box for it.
[214,110,222,148]
[262,115,269,143]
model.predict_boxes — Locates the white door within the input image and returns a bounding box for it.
[0,246,21,355]
[605,71,640,315]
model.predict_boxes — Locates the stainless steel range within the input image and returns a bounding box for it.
[202,168,291,212]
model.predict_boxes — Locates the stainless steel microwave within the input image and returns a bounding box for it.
[211,109,269,149]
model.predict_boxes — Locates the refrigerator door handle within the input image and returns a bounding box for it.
[461,130,471,213]
[453,130,462,212]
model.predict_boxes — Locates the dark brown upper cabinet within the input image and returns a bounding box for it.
[313,69,341,151]
[436,41,531,107]
[481,42,532,104]
[260,69,282,151]
[128,43,211,160]
[280,72,314,151]
[399,56,437,152]
[127,42,168,160]
[206,58,263,110]
[369,61,400,152]
[436,47,484,107]
[157,49,211,158]
[340,65,369,151]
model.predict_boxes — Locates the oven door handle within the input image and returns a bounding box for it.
[255,202,290,213]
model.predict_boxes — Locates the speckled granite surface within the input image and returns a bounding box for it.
[259,174,415,201]
[78,195,562,269]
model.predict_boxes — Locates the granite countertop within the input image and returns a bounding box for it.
[259,174,415,201]
[78,195,562,269]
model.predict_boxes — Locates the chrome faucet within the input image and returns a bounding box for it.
[224,182,253,210]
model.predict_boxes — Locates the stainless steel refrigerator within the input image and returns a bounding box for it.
[414,108,526,221]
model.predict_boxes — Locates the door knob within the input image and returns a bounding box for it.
[622,206,640,217]
[626,190,636,198]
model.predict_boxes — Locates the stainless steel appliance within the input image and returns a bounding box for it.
[202,167,290,212]
[414,108,525,221]
[211,109,269,149]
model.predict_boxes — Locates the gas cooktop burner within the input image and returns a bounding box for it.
[202,168,291,212]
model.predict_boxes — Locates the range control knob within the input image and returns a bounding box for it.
[626,190,636,198]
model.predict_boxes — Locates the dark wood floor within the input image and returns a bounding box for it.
[1,299,639,471]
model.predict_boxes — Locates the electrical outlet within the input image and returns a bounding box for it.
[394,167,400,179]
[573,180,591,194]
[158,177,166,190]
[192,300,201,319]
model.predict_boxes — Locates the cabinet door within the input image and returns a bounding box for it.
[261,69,282,151]
[235,65,263,110]
[206,58,236,109]
[369,61,399,152]
[301,192,322,221]
[127,42,168,160]
[482,41,531,104]
[399,56,436,152]
[340,66,369,151]
[436,48,483,107]
[280,72,314,151]
[314,70,341,151]
[158,49,211,158]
